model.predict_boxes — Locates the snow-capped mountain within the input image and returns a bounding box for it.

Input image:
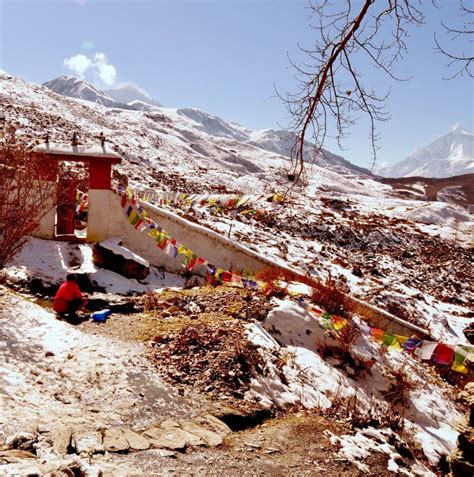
[41,76,368,175]
[376,125,474,178]
[43,76,120,108]
[107,83,162,108]
[43,76,161,112]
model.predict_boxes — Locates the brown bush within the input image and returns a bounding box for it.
[142,291,161,311]
[382,366,417,408]
[311,276,355,317]
[0,126,56,269]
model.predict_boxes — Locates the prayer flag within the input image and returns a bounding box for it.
[332,316,347,331]
[390,335,408,351]
[432,343,455,366]
[177,245,188,255]
[359,322,372,336]
[187,255,198,271]
[414,341,438,360]
[371,328,385,344]
[134,219,143,229]
[231,274,243,287]
[402,337,422,353]
[383,333,395,347]
[207,264,216,276]
[452,346,472,374]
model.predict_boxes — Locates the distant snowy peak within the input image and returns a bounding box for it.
[43,76,119,108]
[106,83,162,107]
[376,125,474,178]
[126,100,160,112]
[43,76,161,112]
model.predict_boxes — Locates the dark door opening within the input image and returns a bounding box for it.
[56,164,89,241]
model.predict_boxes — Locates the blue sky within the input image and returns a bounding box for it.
[0,0,472,168]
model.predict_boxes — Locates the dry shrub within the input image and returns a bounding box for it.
[325,391,406,435]
[0,126,56,268]
[311,276,355,317]
[382,366,418,408]
[317,339,374,380]
[142,291,161,311]
[335,320,360,352]
[256,267,355,317]
[151,322,266,399]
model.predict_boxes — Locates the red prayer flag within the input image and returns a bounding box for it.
[432,343,455,365]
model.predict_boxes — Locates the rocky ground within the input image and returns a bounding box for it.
[1,286,413,476]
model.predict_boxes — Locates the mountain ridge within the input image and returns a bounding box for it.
[376,125,473,178]
[42,75,370,175]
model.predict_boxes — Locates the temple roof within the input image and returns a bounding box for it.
[32,142,121,163]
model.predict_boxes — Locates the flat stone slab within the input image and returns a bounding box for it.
[51,427,72,455]
[142,427,189,451]
[180,422,223,447]
[103,428,129,453]
[72,430,104,455]
[122,429,150,450]
[0,449,37,463]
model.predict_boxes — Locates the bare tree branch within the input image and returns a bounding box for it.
[435,0,474,79]
[280,0,428,187]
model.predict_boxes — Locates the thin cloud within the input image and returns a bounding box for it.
[63,52,117,86]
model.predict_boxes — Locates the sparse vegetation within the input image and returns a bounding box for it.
[151,322,267,401]
[382,366,418,408]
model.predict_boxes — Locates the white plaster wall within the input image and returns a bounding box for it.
[87,189,112,243]
[32,181,56,240]
[102,191,289,275]
[85,191,429,338]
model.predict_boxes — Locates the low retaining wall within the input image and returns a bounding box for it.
[110,192,431,339]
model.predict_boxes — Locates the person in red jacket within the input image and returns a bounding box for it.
[53,273,88,318]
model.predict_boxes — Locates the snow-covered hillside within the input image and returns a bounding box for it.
[248,128,371,175]
[1,69,473,476]
[376,125,474,178]
[0,70,472,344]
[42,75,368,175]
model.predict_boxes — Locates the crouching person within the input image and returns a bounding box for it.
[53,273,88,321]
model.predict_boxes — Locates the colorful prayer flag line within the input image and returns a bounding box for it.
[301,300,473,375]
[118,185,284,218]
[119,191,264,291]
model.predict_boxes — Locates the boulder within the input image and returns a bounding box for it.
[93,238,150,280]
[51,427,72,455]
